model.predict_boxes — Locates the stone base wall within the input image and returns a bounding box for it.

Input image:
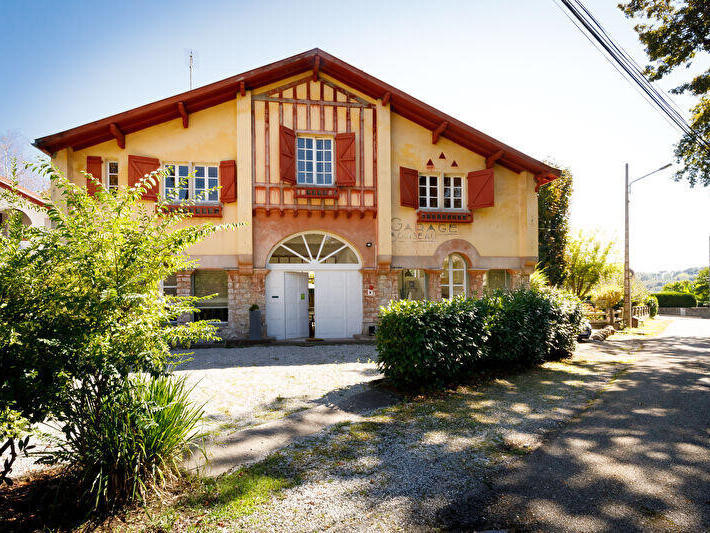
[363,269,399,334]
[227,270,267,339]
[426,269,441,300]
[469,270,485,298]
[659,307,710,318]
[510,270,530,289]
[176,270,194,324]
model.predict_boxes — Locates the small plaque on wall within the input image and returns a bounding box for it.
[294,187,339,199]
[417,210,473,223]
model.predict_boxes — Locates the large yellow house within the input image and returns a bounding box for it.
[35,49,559,340]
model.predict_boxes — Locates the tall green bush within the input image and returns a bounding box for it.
[376,288,583,390]
[653,291,697,308]
[0,163,237,500]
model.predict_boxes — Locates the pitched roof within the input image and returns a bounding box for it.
[0,176,46,207]
[33,48,559,182]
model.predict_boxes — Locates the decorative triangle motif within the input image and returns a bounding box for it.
[438,152,446,159]
[451,160,458,167]
[426,159,434,167]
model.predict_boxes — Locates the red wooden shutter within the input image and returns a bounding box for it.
[279,125,296,184]
[467,168,494,209]
[220,160,236,203]
[86,156,102,196]
[399,166,419,208]
[335,132,356,186]
[128,155,160,200]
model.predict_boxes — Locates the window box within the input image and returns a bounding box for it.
[161,204,223,217]
[294,186,339,199]
[417,210,472,223]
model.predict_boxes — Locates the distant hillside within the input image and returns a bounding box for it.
[636,267,703,293]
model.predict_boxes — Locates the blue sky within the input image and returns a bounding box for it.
[1,0,708,271]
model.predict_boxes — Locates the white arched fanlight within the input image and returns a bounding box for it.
[267,232,361,269]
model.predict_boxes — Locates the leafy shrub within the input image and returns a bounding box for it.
[653,291,697,308]
[645,295,659,317]
[376,288,583,390]
[486,288,583,366]
[376,298,488,390]
[43,375,203,509]
[591,284,624,310]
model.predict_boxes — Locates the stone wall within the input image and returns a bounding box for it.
[363,269,399,334]
[659,307,710,318]
[227,269,267,338]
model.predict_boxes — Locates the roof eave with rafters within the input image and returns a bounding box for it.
[33,48,560,181]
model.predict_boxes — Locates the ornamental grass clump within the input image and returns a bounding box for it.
[44,376,204,509]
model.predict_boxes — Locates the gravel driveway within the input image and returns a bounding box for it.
[174,344,379,434]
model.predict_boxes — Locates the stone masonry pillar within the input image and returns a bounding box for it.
[176,270,194,323]
[425,269,441,300]
[469,270,486,298]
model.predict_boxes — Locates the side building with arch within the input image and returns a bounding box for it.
[0,176,48,232]
[36,49,560,340]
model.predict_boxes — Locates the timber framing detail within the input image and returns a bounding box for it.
[251,76,378,216]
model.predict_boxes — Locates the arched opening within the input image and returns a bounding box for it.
[267,232,361,267]
[0,208,33,236]
[441,253,467,299]
[265,232,362,340]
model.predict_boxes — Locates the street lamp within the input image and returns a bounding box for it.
[624,162,672,328]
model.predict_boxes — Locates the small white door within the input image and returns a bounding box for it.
[265,271,285,340]
[315,270,362,338]
[285,272,308,339]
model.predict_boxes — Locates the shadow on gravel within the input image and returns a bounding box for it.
[175,344,377,370]
[437,335,710,532]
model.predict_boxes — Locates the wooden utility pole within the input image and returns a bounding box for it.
[624,163,631,329]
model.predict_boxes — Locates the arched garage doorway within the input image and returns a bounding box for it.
[265,232,363,340]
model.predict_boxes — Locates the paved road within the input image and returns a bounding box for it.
[442,317,710,532]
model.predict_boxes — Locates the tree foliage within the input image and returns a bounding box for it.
[694,267,709,303]
[538,166,573,286]
[563,231,617,299]
[0,163,237,487]
[619,0,710,186]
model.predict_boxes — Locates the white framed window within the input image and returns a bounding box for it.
[419,175,438,208]
[163,163,219,203]
[105,161,119,192]
[297,136,333,185]
[194,164,220,202]
[441,253,467,299]
[443,176,463,209]
[419,173,466,210]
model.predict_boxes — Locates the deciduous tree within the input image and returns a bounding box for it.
[563,231,616,299]
[620,1,710,186]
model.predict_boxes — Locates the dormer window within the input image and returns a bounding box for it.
[297,137,333,185]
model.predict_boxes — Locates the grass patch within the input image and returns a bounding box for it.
[612,317,672,339]
[182,454,298,523]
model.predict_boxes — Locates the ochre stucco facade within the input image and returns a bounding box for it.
[40,49,557,339]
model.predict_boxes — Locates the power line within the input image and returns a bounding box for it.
[554,0,710,152]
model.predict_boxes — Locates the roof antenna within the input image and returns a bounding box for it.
[185,49,198,90]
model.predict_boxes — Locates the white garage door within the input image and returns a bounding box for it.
[315,270,362,339]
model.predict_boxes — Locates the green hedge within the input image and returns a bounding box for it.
[653,291,697,308]
[376,288,583,390]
